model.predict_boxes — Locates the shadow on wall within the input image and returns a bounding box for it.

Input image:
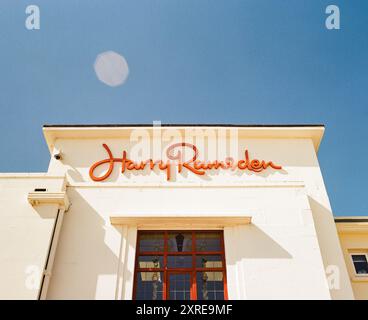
[46,188,132,299]
[308,196,355,300]
[225,224,292,262]
[32,204,60,219]
[67,168,85,183]
[308,196,338,265]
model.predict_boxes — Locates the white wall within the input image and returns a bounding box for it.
[43,134,353,299]
[0,175,65,299]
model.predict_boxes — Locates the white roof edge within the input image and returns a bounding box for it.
[0,173,64,179]
[43,126,325,154]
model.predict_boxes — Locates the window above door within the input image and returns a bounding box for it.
[133,230,227,300]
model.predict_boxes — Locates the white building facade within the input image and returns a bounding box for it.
[0,125,355,300]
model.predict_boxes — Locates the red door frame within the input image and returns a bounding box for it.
[133,230,228,300]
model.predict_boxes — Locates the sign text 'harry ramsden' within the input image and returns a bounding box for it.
[89,143,282,181]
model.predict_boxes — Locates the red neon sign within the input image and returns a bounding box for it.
[89,143,282,181]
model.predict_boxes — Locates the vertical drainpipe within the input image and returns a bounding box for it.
[37,207,65,300]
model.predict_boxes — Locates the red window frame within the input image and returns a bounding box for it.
[133,230,228,300]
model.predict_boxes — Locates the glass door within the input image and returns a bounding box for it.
[168,272,192,300]
[133,230,227,300]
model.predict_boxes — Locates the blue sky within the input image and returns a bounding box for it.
[0,1,367,215]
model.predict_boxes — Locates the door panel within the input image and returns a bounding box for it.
[168,273,191,300]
